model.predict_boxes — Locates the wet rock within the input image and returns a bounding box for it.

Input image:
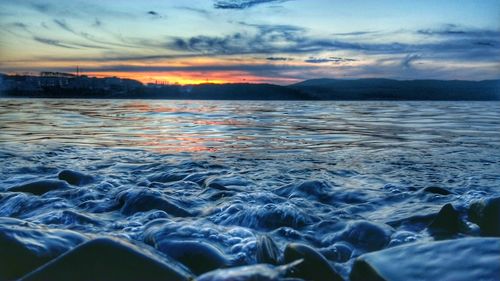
[196,261,301,281]
[149,172,187,183]
[0,219,87,280]
[156,240,230,275]
[19,238,192,281]
[469,196,500,237]
[212,202,314,230]
[256,235,281,265]
[320,242,353,262]
[422,186,453,195]
[344,221,392,251]
[58,170,94,186]
[8,180,70,195]
[350,237,500,281]
[119,189,192,217]
[283,243,343,281]
[428,203,465,236]
[204,175,253,191]
[275,180,334,203]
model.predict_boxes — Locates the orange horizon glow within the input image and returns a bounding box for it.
[74,71,300,85]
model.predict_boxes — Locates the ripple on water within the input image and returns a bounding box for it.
[0,100,499,280]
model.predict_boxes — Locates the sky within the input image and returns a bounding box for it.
[0,0,499,84]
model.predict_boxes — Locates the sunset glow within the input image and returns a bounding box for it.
[1,0,499,84]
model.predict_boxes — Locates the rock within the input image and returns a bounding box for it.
[19,238,192,281]
[344,221,392,251]
[284,243,343,281]
[422,186,453,195]
[196,261,301,281]
[320,242,353,262]
[119,189,192,217]
[156,240,230,275]
[0,219,87,280]
[8,180,70,195]
[350,237,500,281]
[469,197,500,237]
[58,170,94,186]
[256,235,281,265]
[428,203,464,236]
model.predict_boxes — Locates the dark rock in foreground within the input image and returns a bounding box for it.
[256,235,281,265]
[8,180,70,195]
[284,243,343,281]
[350,237,500,281]
[469,197,500,237]
[58,170,94,186]
[428,203,465,236]
[19,238,192,281]
[156,240,230,275]
[0,218,87,280]
[196,261,301,281]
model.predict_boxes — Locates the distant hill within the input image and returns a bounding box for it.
[290,78,500,100]
[1,73,499,100]
[143,83,311,100]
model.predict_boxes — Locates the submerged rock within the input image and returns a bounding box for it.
[344,221,393,251]
[350,237,500,281]
[212,202,314,230]
[156,240,230,275]
[58,170,94,186]
[119,189,192,217]
[422,186,453,195]
[284,243,343,281]
[320,242,353,262]
[469,196,500,237]
[256,235,281,265]
[8,180,70,195]
[196,260,301,281]
[0,219,87,280]
[19,238,192,281]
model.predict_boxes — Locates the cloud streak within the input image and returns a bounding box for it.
[213,0,290,9]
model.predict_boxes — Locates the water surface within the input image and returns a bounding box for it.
[1,99,499,278]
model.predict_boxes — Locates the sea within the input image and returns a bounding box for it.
[0,99,499,279]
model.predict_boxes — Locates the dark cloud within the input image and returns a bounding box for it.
[213,0,290,9]
[92,18,102,28]
[33,35,107,50]
[417,25,500,38]
[147,11,159,16]
[266,57,293,61]
[31,3,52,13]
[331,31,377,36]
[166,23,500,63]
[305,56,357,64]
[53,19,75,33]
[33,36,77,49]
[175,6,211,17]
[401,54,420,68]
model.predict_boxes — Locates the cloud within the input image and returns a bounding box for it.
[31,3,51,13]
[166,22,500,64]
[213,0,290,9]
[33,36,77,49]
[175,6,211,17]
[266,57,293,61]
[53,19,75,33]
[92,18,102,28]
[417,24,500,38]
[331,31,378,36]
[305,56,357,64]
[401,54,420,69]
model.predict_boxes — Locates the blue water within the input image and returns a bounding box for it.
[1,99,499,279]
